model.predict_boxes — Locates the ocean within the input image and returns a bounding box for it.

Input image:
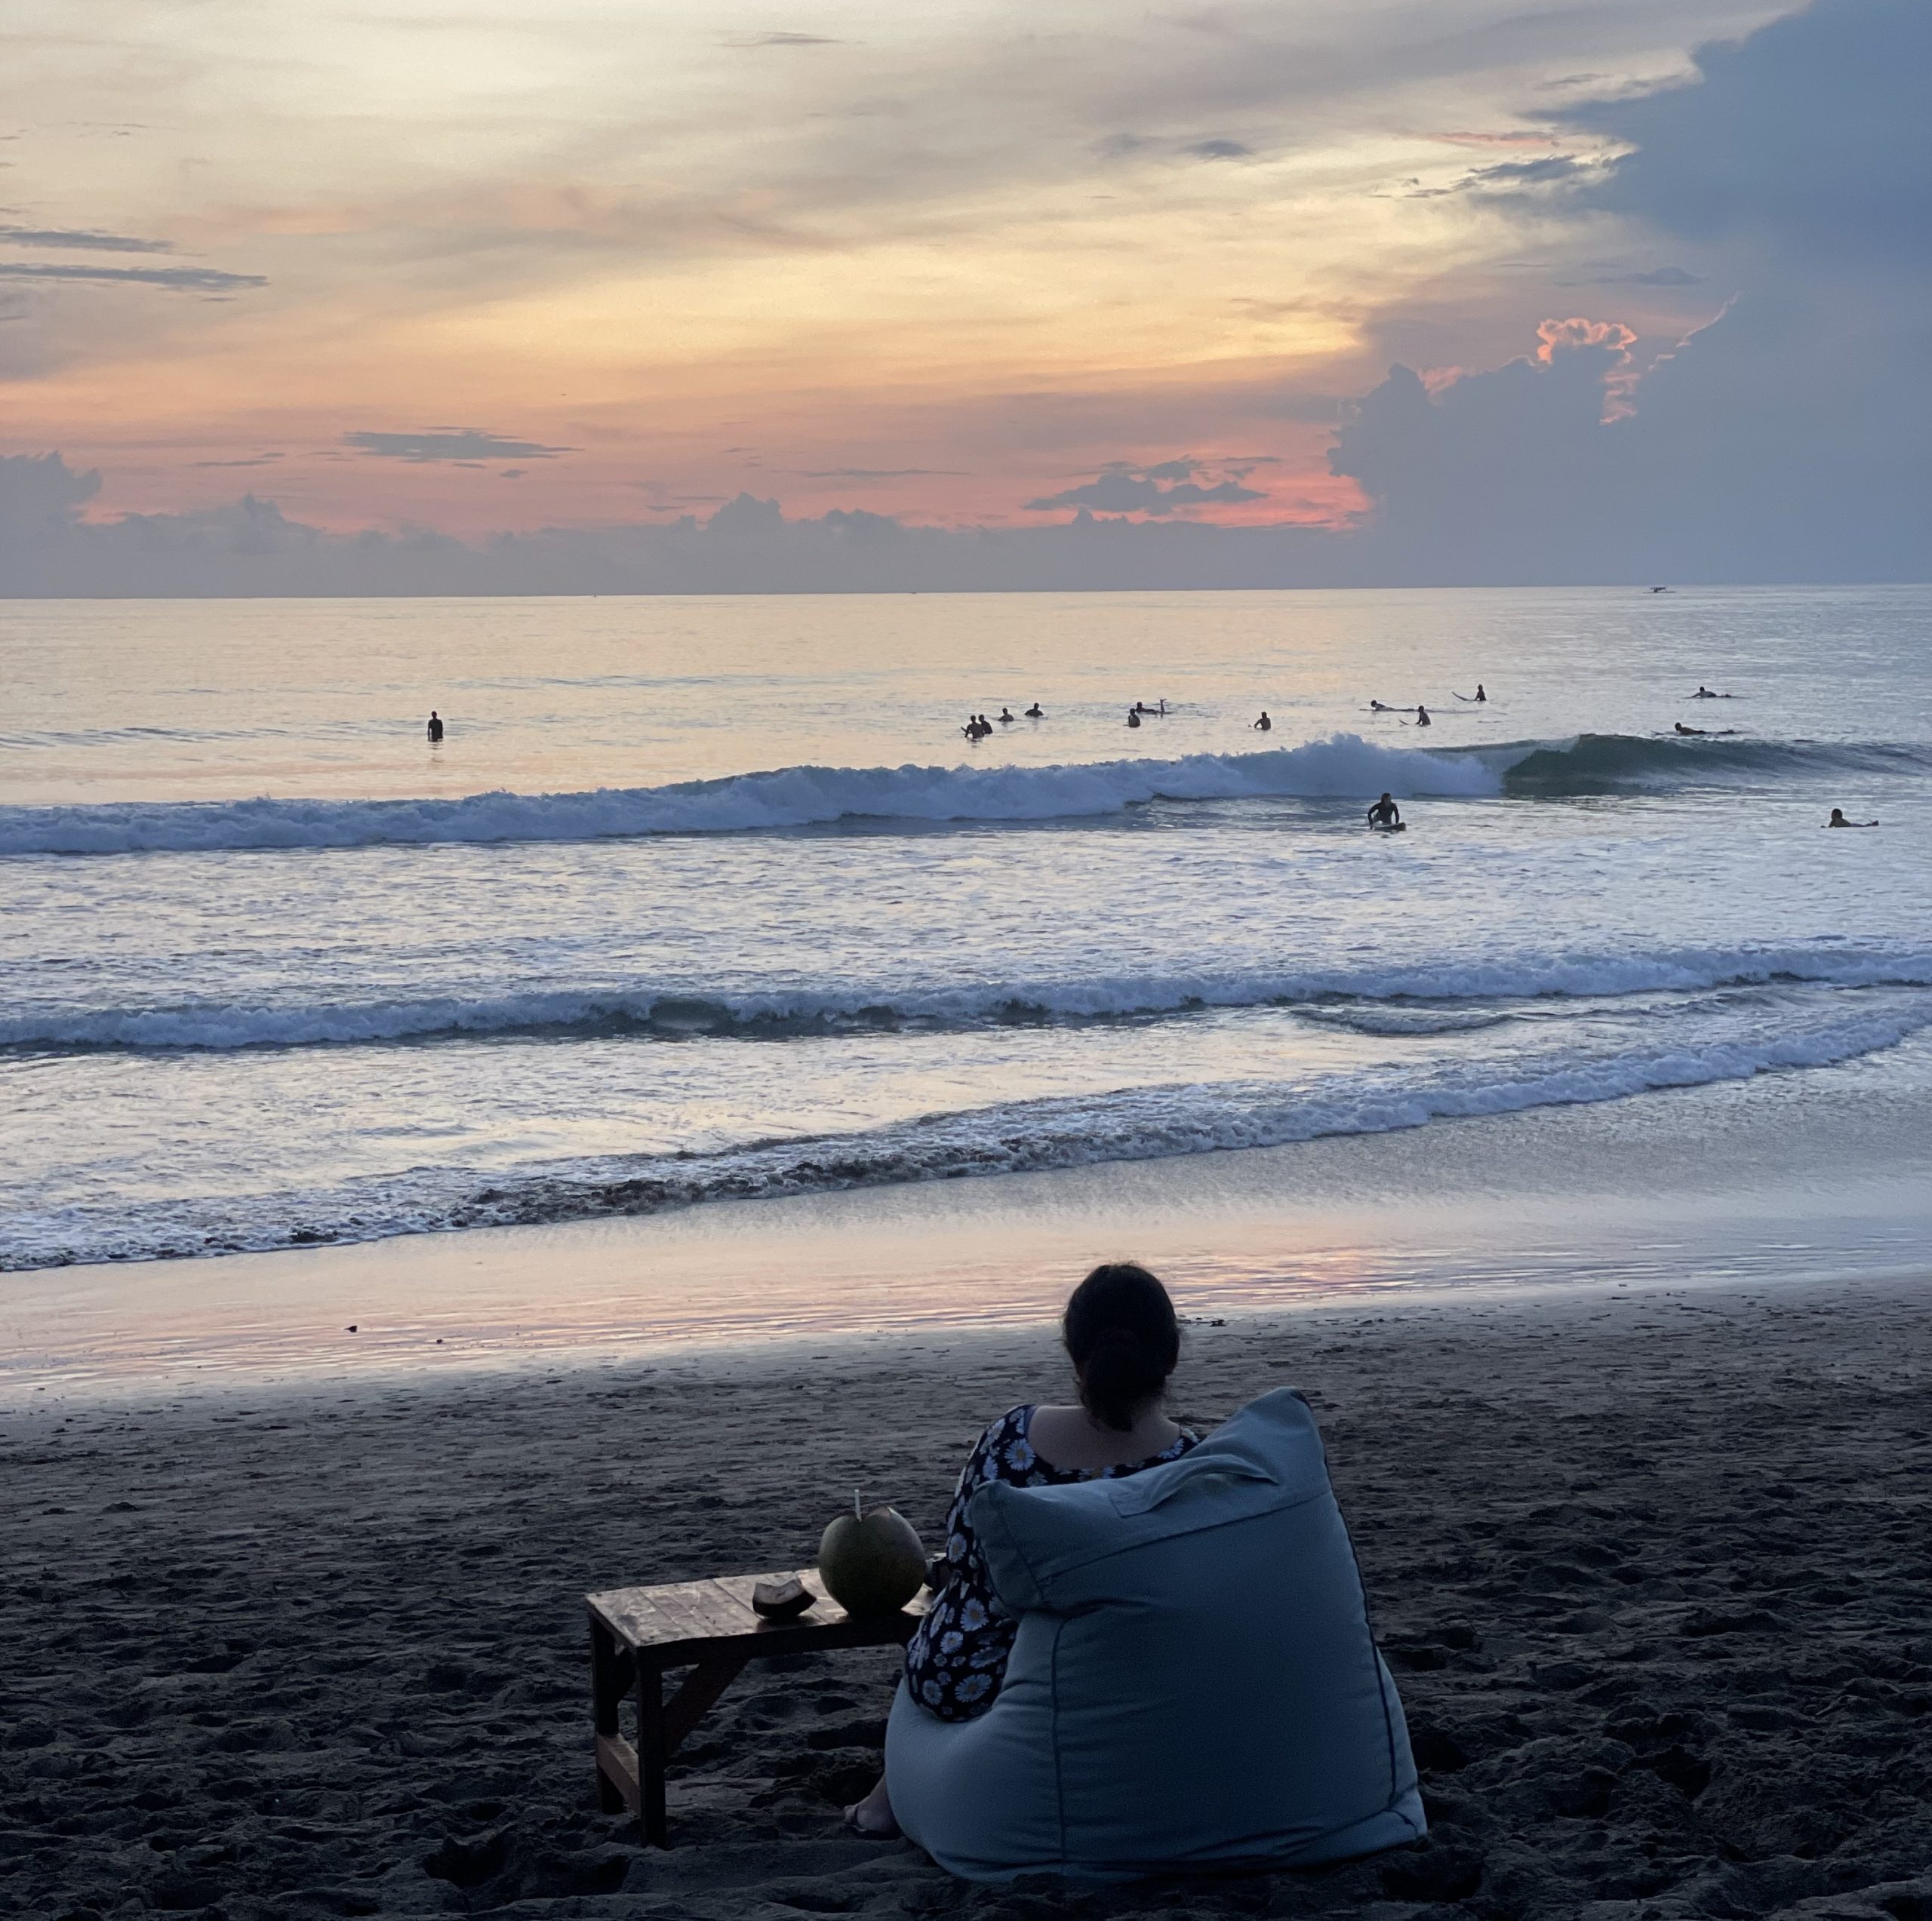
[4,584,1930,1276]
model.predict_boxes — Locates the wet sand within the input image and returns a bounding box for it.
[5,1271,1930,1920]
[6,1053,1930,1397]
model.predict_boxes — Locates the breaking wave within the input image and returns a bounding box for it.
[3,731,1916,858]
[7,943,1930,1053]
[0,738,1494,856]
[8,997,1927,1270]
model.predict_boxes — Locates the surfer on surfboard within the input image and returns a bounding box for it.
[1367,793,1403,831]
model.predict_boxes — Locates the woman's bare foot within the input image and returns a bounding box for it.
[842,1773,900,1840]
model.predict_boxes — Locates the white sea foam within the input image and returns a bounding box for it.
[7,997,1927,1270]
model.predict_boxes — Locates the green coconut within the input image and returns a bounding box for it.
[818,1492,926,1617]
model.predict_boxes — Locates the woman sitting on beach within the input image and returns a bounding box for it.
[844,1263,1197,1837]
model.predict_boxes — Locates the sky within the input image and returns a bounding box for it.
[1,0,1925,591]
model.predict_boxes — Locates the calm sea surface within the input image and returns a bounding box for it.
[3,586,1930,1272]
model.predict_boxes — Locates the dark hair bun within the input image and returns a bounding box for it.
[1063,1262,1180,1431]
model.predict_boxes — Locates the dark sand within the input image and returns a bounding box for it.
[5,1276,1930,1921]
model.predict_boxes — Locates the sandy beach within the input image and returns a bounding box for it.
[5,1269,1929,1920]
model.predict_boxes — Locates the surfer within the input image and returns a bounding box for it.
[1369,699,1394,711]
[1132,699,1168,716]
[1412,704,1432,727]
[1367,793,1402,831]
[1253,711,1272,732]
[1826,808,1878,828]
[1024,702,1044,718]
[426,710,445,742]
[998,708,1015,724]
[1127,708,1142,729]
[1692,685,1731,699]
[1454,684,1486,703]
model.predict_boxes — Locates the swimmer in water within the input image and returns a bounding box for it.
[1025,702,1044,718]
[1254,711,1272,732]
[1367,792,1401,830]
[426,710,445,742]
[998,707,1015,724]
[1127,708,1142,729]
[1826,808,1878,828]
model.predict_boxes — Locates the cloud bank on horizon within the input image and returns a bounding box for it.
[1,0,1925,592]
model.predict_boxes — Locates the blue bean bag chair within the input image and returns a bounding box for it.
[884,1387,1425,1883]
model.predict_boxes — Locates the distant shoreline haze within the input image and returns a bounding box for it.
[3,457,1927,599]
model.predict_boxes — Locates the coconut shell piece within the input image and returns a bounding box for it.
[751,1575,815,1621]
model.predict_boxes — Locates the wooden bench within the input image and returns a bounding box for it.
[587,1569,928,1845]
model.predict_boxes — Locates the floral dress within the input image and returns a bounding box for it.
[903,1403,1198,1722]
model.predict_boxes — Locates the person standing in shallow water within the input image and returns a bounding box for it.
[843,1263,1196,1840]
[426,710,445,742]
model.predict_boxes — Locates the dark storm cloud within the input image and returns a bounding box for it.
[343,429,574,463]
[1460,154,1588,189]
[1318,0,1932,586]
[0,225,173,254]
[1558,0,1931,260]
[0,262,265,290]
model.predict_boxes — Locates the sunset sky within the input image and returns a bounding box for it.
[2,0,1774,526]
[2,0,1924,586]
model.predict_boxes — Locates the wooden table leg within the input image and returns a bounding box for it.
[663,1650,752,1751]
[637,1661,669,1847]
[589,1614,632,1815]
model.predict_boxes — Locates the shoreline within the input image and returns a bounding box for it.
[6,1047,1930,1403]
[4,1268,1927,1920]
